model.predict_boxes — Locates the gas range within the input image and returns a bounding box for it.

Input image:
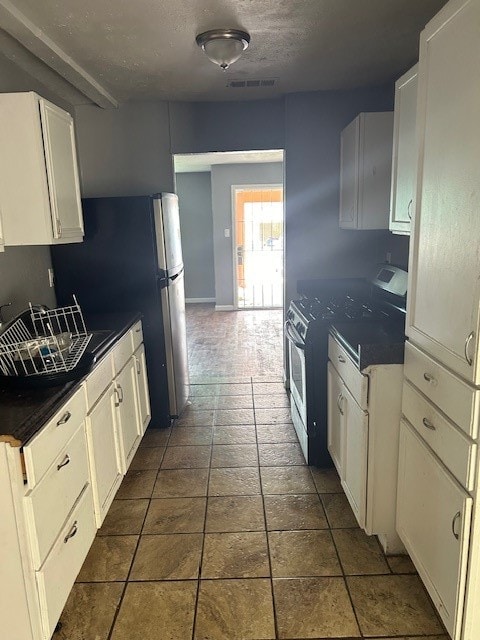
[285,264,408,467]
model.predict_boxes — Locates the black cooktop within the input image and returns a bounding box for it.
[330,321,406,370]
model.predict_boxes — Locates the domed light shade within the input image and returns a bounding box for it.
[196,29,250,70]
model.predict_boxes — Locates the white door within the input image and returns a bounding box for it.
[39,100,83,240]
[397,420,472,640]
[134,346,151,434]
[342,383,368,529]
[407,0,480,384]
[86,385,123,525]
[339,118,358,228]
[115,360,142,472]
[327,362,345,479]
[390,65,418,234]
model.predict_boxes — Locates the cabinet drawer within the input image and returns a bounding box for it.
[404,342,480,438]
[24,424,89,569]
[112,331,133,375]
[23,387,87,486]
[85,352,113,410]
[36,485,96,640]
[131,320,143,352]
[402,380,477,491]
[328,336,368,409]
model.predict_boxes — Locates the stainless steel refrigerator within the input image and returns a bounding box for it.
[51,194,189,427]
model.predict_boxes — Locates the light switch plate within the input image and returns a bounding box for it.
[224,228,230,238]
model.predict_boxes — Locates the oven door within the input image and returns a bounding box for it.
[285,320,307,426]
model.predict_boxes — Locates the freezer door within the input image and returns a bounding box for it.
[160,270,190,417]
[153,194,183,275]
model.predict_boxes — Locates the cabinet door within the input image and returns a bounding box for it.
[397,420,472,640]
[0,209,4,252]
[39,100,83,241]
[342,383,368,529]
[134,346,151,434]
[389,65,418,235]
[407,0,480,384]
[115,360,142,473]
[85,385,123,526]
[339,118,359,228]
[327,362,345,478]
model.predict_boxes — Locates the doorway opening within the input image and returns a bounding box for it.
[233,185,284,309]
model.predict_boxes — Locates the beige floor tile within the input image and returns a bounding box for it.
[273,577,360,638]
[254,394,290,409]
[205,495,265,532]
[256,424,298,443]
[269,530,341,577]
[143,497,207,533]
[253,382,287,395]
[208,467,261,496]
[153,468,209,498]
[129,446,165,470]
[130,533,203,580]
[347,574,444,637]
[332,529,390,575]
[169,426,213,446]
[201,532,270,578]
[175,410,214,427]
[211,443,258,467]
[190,384,218,397]
[55,583,124,640]
[258,442,306,466]
[264,494,328,530]
[260,466,316,494]
[214,408,255,425]
[194,578,275,640]
[187,396,217,410]
[215,382,253,395]
[255,408,293,424]
[310,466,343,493]
[161,445,212,469]
[115,470,157,499]
[98,499,149,536]
[213,425,257,444]
[322,492,359,528]
[140,427,171,447]
[77,535,138,582]
[387,554,417,574]
[111,581,197,640]
[216,395,254,409]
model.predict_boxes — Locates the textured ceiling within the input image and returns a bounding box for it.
[0,0,448,104]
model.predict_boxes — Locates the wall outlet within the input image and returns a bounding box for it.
[224,228,231,238]
[385,252,392,264]
[48,268,55,288]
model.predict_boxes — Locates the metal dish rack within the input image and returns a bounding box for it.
[0,297,92,378]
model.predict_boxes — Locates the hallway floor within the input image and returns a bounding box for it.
[55,307,447,640]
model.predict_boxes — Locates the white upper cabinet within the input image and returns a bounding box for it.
[389,64,418,235]
[0,92,84,246]
[339,112,394,230]
[407,0,480,385]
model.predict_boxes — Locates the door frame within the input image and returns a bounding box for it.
[230,183,284,309]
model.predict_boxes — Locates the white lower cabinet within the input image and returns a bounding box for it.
[134,345,151,434]
[397,419,472,640]
[327,362,344,477]
[115,358,142,473]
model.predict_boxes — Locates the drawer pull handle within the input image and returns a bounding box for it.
[57,411,72,426]
[423,373,436,384]
[464,331,474,366]
[336,393,344,416]
[422,417,436,431]
[452,511,461,540]
[338,355,346,363]
[114,388,120,407]
[57,454,70,470]
[135,328,141,333]
[64,521,78,544]
[117,384,124,404]
[136,358,141,375]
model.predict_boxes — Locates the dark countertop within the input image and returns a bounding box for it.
[330,322,406,371]
[0,311,141,447]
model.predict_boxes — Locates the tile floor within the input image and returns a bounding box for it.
[55,306,448,639]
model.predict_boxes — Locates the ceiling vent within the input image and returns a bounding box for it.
[227,79,276,88]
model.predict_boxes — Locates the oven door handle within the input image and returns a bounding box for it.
[284,321,305,350]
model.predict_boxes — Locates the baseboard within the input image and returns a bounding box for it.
[185,298,216,304]
[215,305,235,311]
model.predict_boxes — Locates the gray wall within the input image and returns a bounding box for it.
[176,172,215,301]
[211,162,284,307]
[0,246,56,322]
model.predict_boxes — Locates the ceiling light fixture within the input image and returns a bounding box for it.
[196,29,250,71]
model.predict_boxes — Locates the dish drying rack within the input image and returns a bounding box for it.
[0,297,92,377]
